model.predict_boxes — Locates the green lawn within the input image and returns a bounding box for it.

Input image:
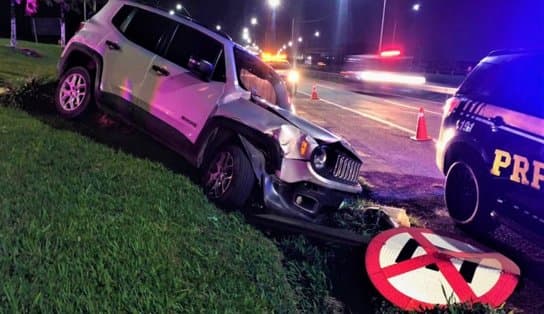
[0,39,60,87]
[0,106,297,312]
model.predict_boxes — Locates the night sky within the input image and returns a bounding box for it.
[2,0,544,62]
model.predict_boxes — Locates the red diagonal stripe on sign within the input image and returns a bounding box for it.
[437,259,478,301]
[408,229,438,254]
[382,254,437,278]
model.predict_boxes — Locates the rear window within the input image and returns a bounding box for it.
[112,5,135,32]
[459,56,544,119]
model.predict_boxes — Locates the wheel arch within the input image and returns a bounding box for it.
[59,43,104,97]
[443,138,490,175]
[196,117,283,182]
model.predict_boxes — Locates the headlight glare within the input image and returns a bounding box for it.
[288,70,300,83]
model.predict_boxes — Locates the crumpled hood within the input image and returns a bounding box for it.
[216,96,361,159]
[270,105,341,144]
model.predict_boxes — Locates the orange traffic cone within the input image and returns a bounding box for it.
[411,107,432,141]
[311,85,319,100]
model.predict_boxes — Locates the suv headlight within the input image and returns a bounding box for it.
[312,146,328,169]
[288,70,300,83]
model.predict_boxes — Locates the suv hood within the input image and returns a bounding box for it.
[217,96,359,158]
[269,104,341,144]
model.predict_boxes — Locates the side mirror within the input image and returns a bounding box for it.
[188,56,214,81]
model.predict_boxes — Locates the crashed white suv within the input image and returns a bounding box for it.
[56,0,362,221]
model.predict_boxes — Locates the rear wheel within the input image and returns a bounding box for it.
[55,66,93,119]
[202,145,256,209]
[444,160,497,233]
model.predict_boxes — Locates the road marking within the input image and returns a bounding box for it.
[299,91,438,142]
[313,82,443,116]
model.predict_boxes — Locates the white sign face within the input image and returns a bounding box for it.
[365,228,520,311]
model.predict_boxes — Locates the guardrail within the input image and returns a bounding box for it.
[302,69,459,96]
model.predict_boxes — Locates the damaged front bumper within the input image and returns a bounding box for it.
[262,174,358,222]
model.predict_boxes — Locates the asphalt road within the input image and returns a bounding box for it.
[293,79,447,201]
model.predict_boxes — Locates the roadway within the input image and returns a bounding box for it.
[293,79,450,201]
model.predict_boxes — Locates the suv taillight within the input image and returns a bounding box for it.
[444,97,461,115]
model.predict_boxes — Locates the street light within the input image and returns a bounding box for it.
[243,27,249,34]
[216,25,221,31]
[314,31,320,38]
[298,36,303,43]
[251,17,258,25]
[267,0,280,9]
[283,45,287,49]
[288,41,293,47]
[412,3,421,11]
[169,9,175,15]
[176,3,182,11]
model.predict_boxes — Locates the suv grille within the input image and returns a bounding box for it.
[332,154,361,184]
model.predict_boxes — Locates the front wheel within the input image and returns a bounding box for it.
[55,66,93,119]
[202,145,256,209]
[444,160,496,233]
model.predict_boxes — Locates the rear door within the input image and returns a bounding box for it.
[136,23,226,144]
[101,6,176,116]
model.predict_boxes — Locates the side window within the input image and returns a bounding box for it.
[123,9,176,54]
[212,51,226,82]
[503,57,544,118]
[164,23,225,82]
[111,5,135,32]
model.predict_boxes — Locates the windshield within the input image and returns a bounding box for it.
[234,47,289,108]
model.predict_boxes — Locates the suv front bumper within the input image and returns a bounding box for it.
[262,174,357,222]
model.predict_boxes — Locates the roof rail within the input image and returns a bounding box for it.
[125,0,232,40]
[488,49,535,57]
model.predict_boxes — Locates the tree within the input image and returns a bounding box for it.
[44,0,106,47]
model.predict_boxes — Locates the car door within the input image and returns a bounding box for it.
[136,22,226,145]
[480,57,544,225]
[100,6,176,117]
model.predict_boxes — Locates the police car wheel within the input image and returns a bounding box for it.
[445,160,495,230]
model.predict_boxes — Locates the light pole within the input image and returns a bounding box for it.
[378,0,387,52]
[267,0,281,49]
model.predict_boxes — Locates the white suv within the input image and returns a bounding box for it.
[55,0,362,221]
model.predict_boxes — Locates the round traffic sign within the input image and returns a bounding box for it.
[365,228,520,311]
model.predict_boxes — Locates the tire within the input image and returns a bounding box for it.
[55,66,93,119]
[202,145,256,209]
[444,160,497,233]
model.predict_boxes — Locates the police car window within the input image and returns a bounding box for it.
[460,60,544,119]
[507,57,544,119]
[459,62,503,104]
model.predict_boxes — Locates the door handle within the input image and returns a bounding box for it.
[105,40,121,50]
[151,65,170,77]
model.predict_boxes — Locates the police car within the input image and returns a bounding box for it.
[436,50,544,238]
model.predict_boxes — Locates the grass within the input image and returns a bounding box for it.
[0,106,298,312]
[0,39,60,87]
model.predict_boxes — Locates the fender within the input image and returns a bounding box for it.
[444,133,491,173]
[58,43,104,100]
[195,116,283,174]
